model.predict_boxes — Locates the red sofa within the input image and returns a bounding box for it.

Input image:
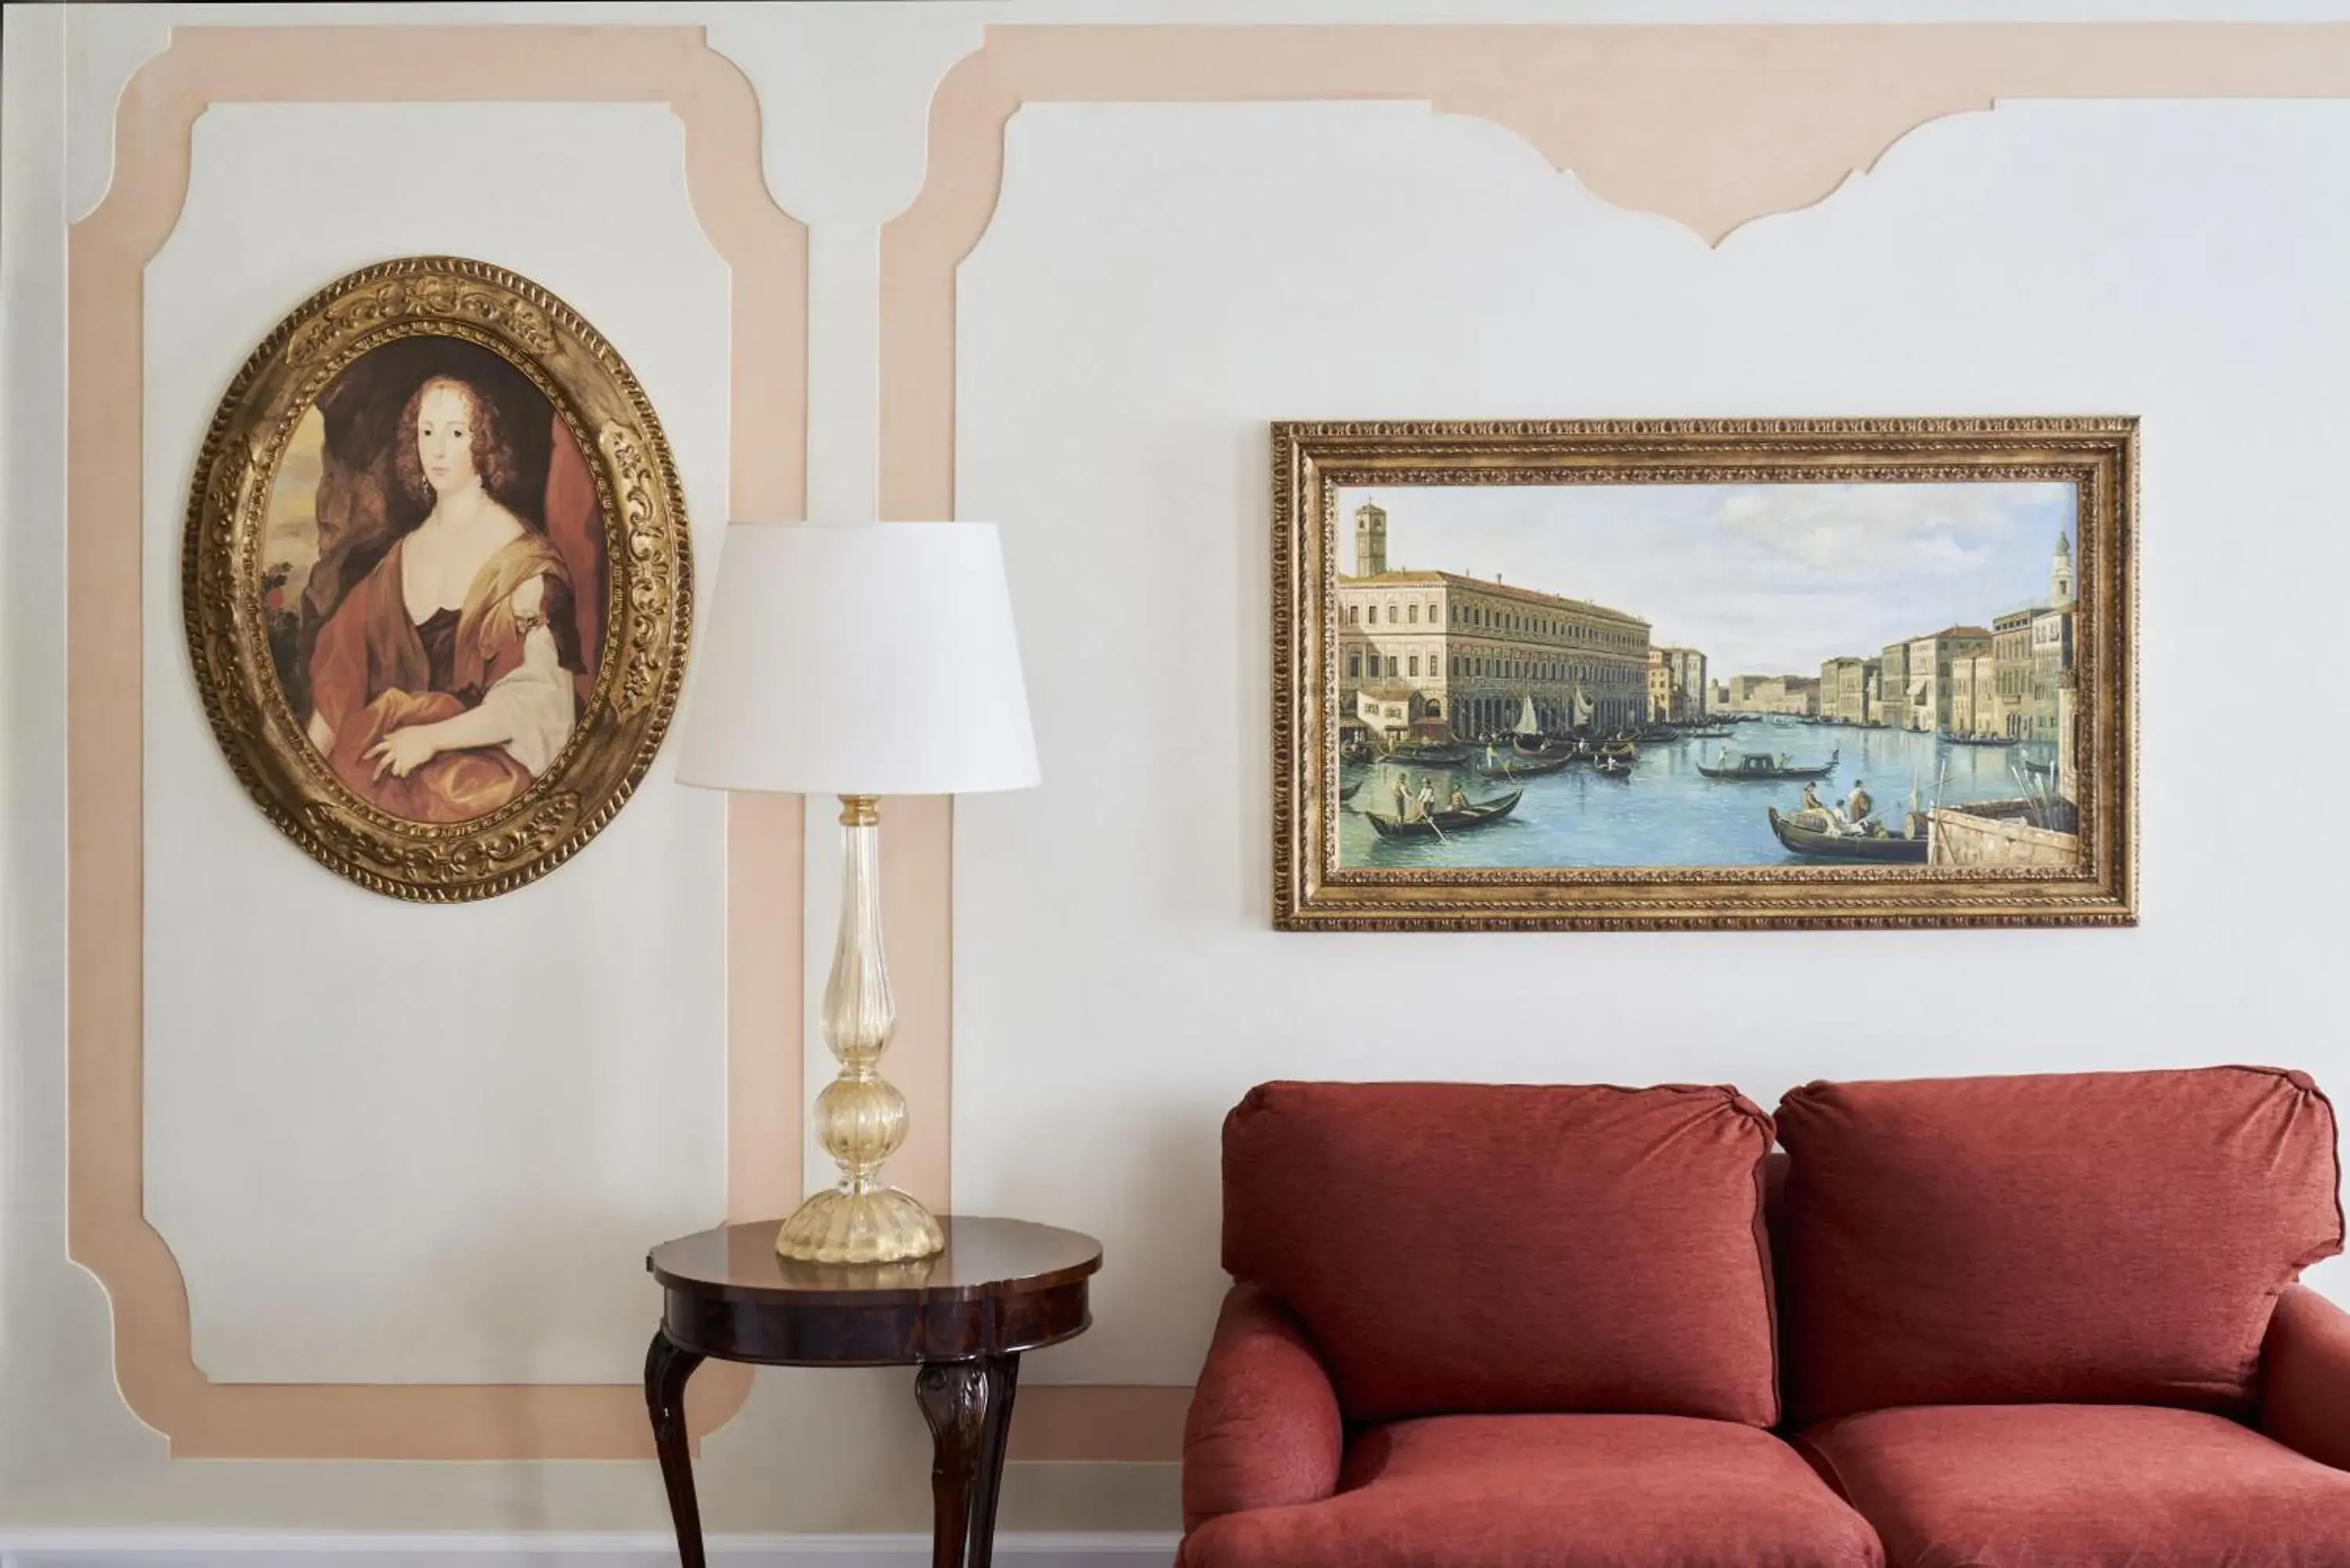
[1179,1069,2350,1568]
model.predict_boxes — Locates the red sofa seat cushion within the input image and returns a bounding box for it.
[1774,1067,2343,1422]
[1222,1081,1780,1425]
[1180,1414,1882,1568]
[1795,1403,2350,1568]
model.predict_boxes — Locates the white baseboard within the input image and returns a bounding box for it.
[0,1532,1180,1568]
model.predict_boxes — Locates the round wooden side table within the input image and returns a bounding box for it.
[645,1216,1102,1568]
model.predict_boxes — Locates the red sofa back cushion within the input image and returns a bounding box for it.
[1775,1067,2344,1424]
[1221,1081,1781,1426]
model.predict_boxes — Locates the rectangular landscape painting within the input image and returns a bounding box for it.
[1273,420,2136,930]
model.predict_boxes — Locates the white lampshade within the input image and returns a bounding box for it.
[676,522,1039,797]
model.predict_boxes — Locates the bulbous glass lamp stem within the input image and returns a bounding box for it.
[772,795,945,1263]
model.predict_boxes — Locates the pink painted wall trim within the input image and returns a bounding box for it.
[66,25,807,1460]
[877,20,2350,1463]
[56,13,2350,1469]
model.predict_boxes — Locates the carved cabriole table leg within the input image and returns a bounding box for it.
[644,1331,707,1568]
[916,1359,992,1568]
[966,1354,1021,1568]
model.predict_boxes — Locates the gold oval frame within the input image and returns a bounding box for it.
[183,255,692,901]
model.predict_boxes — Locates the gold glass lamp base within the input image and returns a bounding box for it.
[777,795,947,1264]
[776,1186,945,1265]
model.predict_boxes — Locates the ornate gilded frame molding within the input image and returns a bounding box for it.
[186,256,694,901]
[68,26,804,1460]
[1272,417,2138,930]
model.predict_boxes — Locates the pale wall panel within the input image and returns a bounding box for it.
[143,102,731,1386]
[953,97,2350,1386]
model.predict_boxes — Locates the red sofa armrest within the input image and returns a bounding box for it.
[2261,1284,2350,1472]
[1181,1283,1344,1531]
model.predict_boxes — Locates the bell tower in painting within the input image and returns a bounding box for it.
[2052,530,2074,608]
[1353,500,1388,577]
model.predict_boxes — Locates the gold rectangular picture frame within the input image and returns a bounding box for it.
[1272,418,2137,930]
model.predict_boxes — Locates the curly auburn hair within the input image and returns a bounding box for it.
[392,375,515,508]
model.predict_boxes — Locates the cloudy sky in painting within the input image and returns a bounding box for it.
[1336,482,2076,679]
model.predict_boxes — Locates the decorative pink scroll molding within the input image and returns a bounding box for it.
[67,24,806,1460]
[879,20,2350,1463]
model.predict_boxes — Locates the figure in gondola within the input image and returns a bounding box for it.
[1696,746,1839,782]
[1365,787,1524,840]
[1767,804,1925,862]
[1800,782,1824,815]
[1416,779,1438,822]
[1846,779,1874,825]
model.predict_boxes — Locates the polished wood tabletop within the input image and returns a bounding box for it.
[649,1216,1101,1305]
[643,1215,1101,1568]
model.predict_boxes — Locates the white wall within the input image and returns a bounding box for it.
[3,4,1177,1541]
[8,0,2350,1545]
[141,102,731,1386]
[953,96,2350,1386]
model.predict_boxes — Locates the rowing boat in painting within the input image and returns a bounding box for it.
[1697,750,1840,782]
[1364,789,1524,840]
[1766,806,1928,863]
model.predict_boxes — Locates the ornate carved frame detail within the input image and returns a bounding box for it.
[186,256,694,901]
[1271,417,2138,931]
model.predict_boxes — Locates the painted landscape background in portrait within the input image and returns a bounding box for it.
[1332,481,2084,872]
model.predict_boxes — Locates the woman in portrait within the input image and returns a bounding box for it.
[305,375,582,822]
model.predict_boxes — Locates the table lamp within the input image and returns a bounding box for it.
[677,522,1038,1263]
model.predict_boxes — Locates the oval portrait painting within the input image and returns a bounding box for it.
[185,257,690,901]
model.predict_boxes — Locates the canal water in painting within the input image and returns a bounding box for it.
[1331,477,2085,873]
[1339,724,2056,869]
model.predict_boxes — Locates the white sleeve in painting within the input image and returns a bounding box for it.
[480,623,574,775]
